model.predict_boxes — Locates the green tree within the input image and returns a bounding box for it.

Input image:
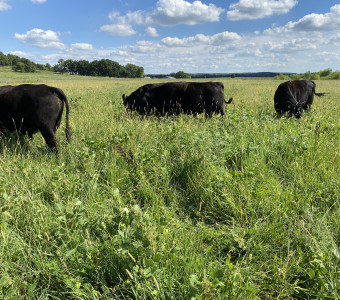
[64,59,77,74]
[76,60,90,76]
[311,73,320,80]
[303,71,312,80]
[331,71,340,79]
[7,54,21,66]
[319,68,332,78]
[172,71,191,79]
[12,62,25,72]
[36,63,47,71]
[12,59,36,73]
[45,63,53,71]
[274,74,289,80]
[290,73,301,80]
[53,59,67,73]
[0,51,9,66]
[124,63,144,78]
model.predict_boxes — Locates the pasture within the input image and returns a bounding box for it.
[0,69,339,299]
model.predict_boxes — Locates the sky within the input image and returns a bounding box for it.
[1,0,340,74]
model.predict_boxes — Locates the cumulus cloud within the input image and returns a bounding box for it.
[99,24,136,36]
[0,0,11,11]
[146,0,224,26]
[100,0,224,36]
[145,27,159,37]
[265,38,317,52]
[100,10,143,36]
[227,0,297,21]
[14,28,66,49]
[70,43,93,51]
[31,0,47,3]
[266,4,340,33]
[161,31,241,47]
[108,10,144,25]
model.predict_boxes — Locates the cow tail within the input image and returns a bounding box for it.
[53,87,71,142]
[225,98,233,104]
[314,92,328,97]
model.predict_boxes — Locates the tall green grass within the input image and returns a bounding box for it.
[0,69,339,299]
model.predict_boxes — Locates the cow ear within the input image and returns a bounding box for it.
[142,86,149,93]
[122,94,126,102]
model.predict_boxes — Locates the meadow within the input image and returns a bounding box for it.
[0,68,339,299]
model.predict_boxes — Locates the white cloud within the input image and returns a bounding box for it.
[227,0,297,21]
[161,31,241,47]
[100,0,224,36]
[100,10,143,36]
[146,0,224,26]
[108,10,144,25]
[266,4,340,33]
[108,10,121,22]
[70,43,93,51]
[14,28,66,49]
[0,0,11,11]
[31,0,47,3]
[99,24,136,36]
[145,27,159,37]
[9,51,31,58]
[265,38,317,52]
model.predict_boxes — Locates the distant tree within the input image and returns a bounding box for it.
[36,63,47,70]
[331,71,340,79]
[7,54,21,66]
[45,63,53,71]
[124,63,144,78]
[12,58,36,73]
[0,51,9,66]
[12,62,26,72]
[274,74,289,80]
[231,73,236,78]
[88,60,100,76]
[119,66,128,78]
[51,58,144,78]
[172,71,191,79]
[54,59,67,73]
[64,59,78,74]
[290,73,301,80]
[96,59,115,77]
[310,73,320,80]
[76,60,90,76]
[303,71,312,80]
[319,68,332,78]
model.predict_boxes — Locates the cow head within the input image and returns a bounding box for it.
[292,104,303,119]
[122,85,149,113]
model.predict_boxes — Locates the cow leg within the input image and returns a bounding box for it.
[40,126,58,154]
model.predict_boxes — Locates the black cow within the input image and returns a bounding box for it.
[122,82,233,116]
[274,80,327,118]
[0,84,71,153]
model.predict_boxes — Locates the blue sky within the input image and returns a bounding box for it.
[1,0,340,74]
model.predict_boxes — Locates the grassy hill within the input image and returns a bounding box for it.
[0,69,339,299]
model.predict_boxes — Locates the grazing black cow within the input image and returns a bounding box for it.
[0,84,71,153]
[274,80,328,118]
[122,82,233,116]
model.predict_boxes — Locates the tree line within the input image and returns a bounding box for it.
[0,52,144,78]
[0,51,52,72]
[274,69,340,80]
[54,59,144,78]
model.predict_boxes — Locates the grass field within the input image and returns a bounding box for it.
[0,68,339,299]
